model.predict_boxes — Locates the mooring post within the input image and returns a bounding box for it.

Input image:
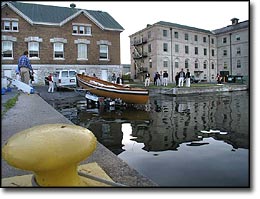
[2,123,97,186]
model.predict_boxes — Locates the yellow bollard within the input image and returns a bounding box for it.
[2,123,97,187]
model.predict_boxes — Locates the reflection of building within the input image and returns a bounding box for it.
[131,92,249,152]
[129,18,248,83]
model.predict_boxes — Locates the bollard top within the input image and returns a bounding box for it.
[2,123,97,172]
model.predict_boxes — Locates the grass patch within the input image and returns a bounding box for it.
[2,93,19,116]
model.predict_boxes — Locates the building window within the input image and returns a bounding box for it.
[72,24,91,36]
[175,61,179,68]
[174,31,178,39]
[237,47,241,55]
[73,26,78,34]
[194,35,198,41]
[185,45,189,54]
[195,60,199,69]
[223,50,227,56]
[2,41,13,58]
[77,43,88,60]
[195,47,198,55]
[163,29,168,37]
[203,36,207,43]
[211,49,215,56]
[4,21,10,30]
[237,60,241,68]
[148,44,151,53]
[2,19,19,32]
[12,21,18,31]
[203,61,207,69]
[224,62,228,69]
[185,33,189,40]
[236,35,240,41]
[99,44,108,60]
[148,31,151,38]
[211,38,214,44]
[175,44,179,53]
[163,43,168,52]
[185,59,189,68]
[204,48,207,56]
[54,43,64,58]
[223,37,227,43]
[163,60,168,67]
[28,42,39,58]
[211,62,214,69]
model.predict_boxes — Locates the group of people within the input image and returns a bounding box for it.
[144,71,169,87]
[175,68,191,87]
[111,73,124,85]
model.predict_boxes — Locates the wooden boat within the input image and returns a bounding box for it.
[76,74,149,104]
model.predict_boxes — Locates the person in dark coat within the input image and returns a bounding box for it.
[175,72,179,87]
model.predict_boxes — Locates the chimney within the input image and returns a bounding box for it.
[70,3,76,8]
[231,18,239,25]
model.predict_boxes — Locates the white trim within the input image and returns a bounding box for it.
[2,35,17,42]
[2,2,124,31]
[74,39,90,44]
[1,18,19,21]
[2,57,14,61]
[50,38,67,43]
[25,36,43,42]
[97,40,112,45]
[4,2,34,25]
[72,33,92,37]
[72,23,92,27]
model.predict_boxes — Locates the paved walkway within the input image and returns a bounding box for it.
[1,88,157,187]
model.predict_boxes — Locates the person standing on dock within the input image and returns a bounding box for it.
[175,72,179,87]
[111,73,116,84]
[163,71,169,86]
[48,73,54,93]
[178,68,185,87]
[18,51,34,85]
[185,69,191,87]
[144,72,150,87]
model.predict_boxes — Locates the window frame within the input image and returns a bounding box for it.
[28,42,40,59]
[163,43,168,52]
[53,42,64,59]
[2,40,13,59]
[99,44,109,60]
[77,43,88,60]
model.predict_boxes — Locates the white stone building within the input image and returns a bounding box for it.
[129,18,248,83]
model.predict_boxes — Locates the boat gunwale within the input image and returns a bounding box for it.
[77,74,149,96]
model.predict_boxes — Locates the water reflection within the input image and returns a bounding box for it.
[55,90,249,187]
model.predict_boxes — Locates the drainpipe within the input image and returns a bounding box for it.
[229,33,232,75]
[208,35,211,82]
[170,28,173,82]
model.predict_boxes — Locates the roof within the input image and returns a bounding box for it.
[156,21,213,34]
[2,1,124,31]
[212,20,249,34]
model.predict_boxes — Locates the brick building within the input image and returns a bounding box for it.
[1,1,124,84]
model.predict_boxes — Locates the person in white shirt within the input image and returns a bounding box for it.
[178,68,185,87]
[185,69,191,87]
[48,73,54,93]
[144,72,150,87]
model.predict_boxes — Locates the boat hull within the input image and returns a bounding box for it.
[76,74,149,104]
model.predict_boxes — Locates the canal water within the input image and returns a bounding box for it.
[55,90,249,187]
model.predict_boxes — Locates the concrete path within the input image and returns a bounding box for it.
[1,90,157,187]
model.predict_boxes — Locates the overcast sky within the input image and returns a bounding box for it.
[25,1,249,64]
